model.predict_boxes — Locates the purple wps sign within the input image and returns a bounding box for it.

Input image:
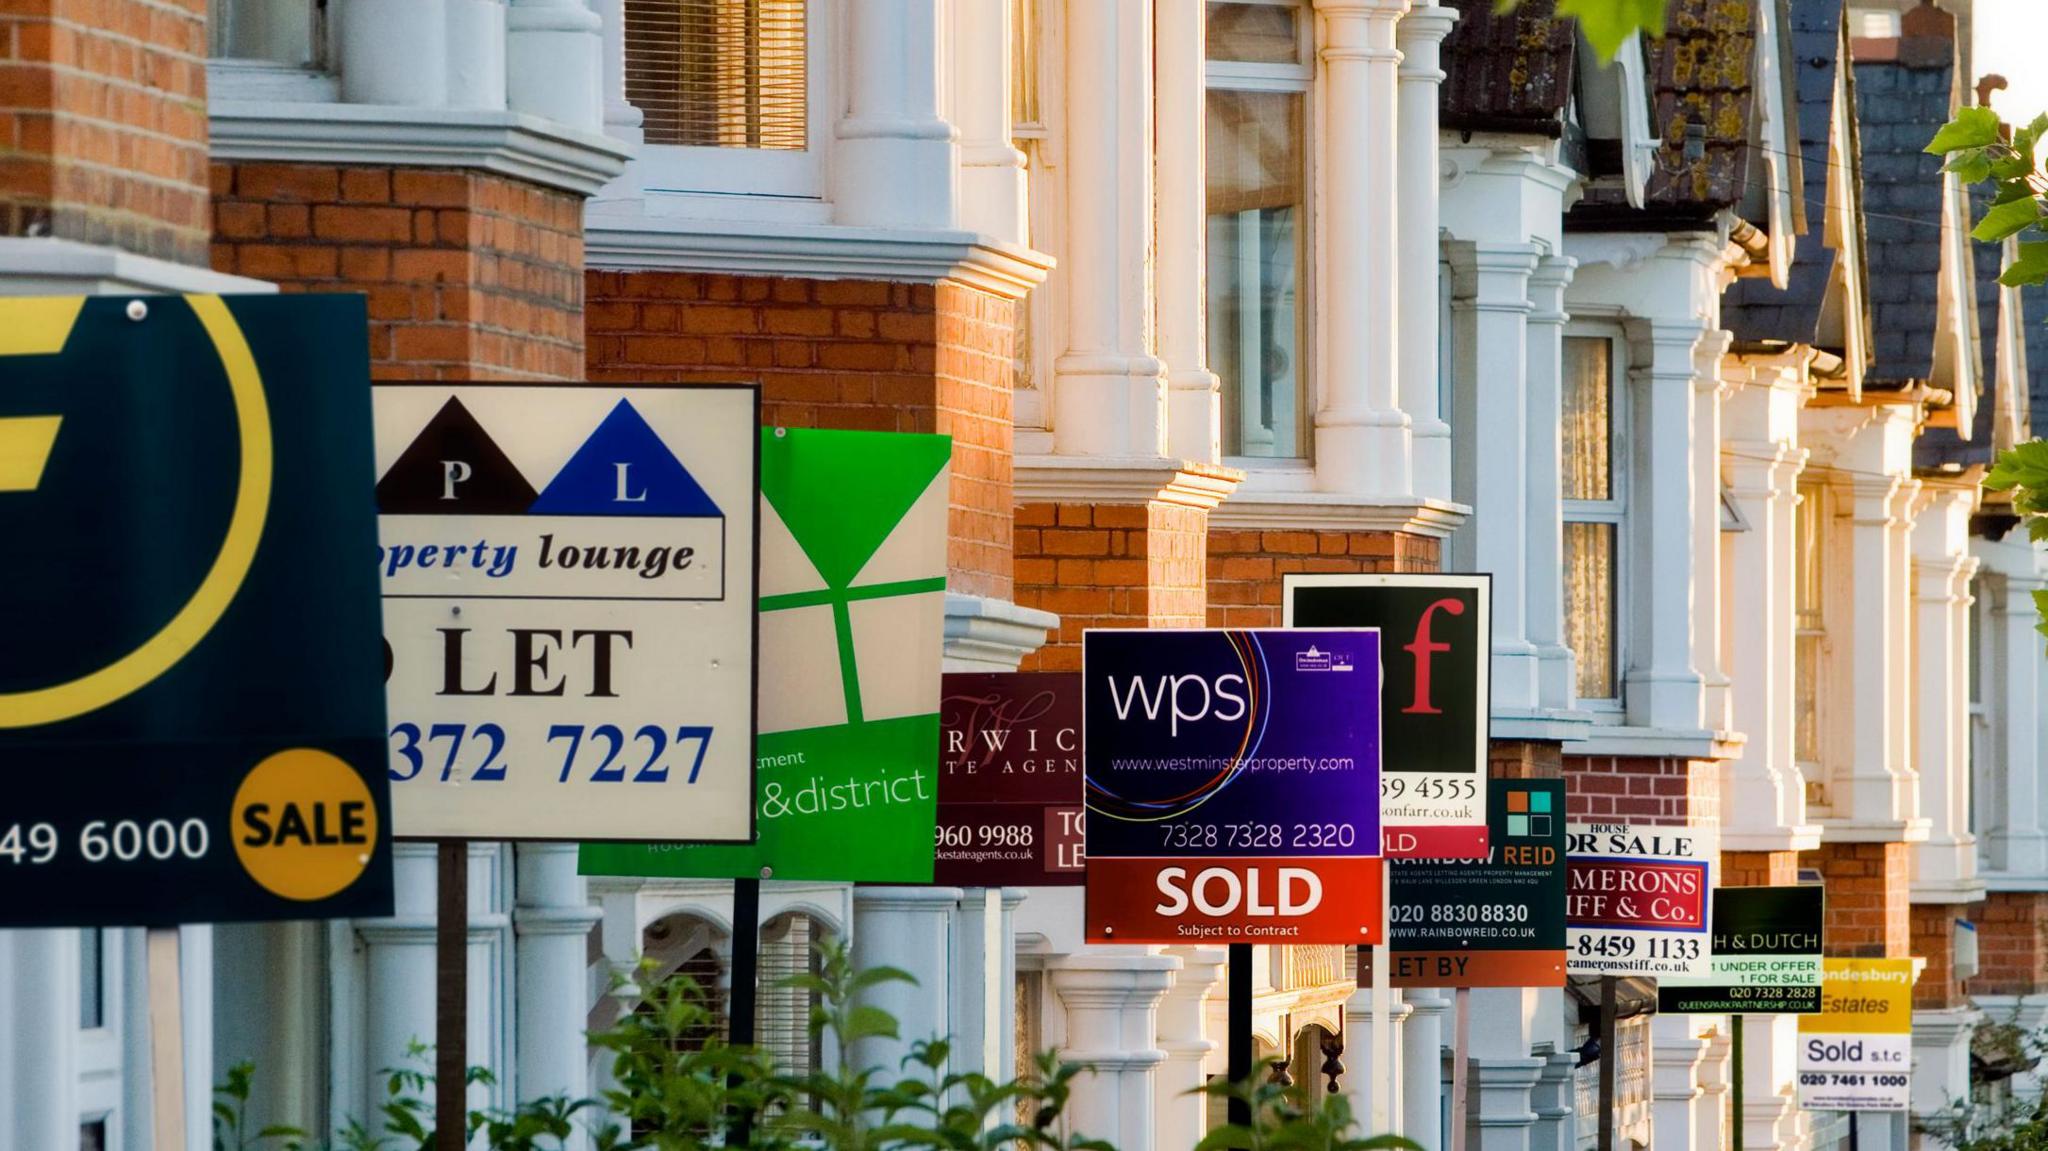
[1083,629,1385,945]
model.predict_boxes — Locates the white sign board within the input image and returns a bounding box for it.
[1797,958,1914,1111]
[373,383,758,841]
[1565,822,1717,977]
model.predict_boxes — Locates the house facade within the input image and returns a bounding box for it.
[0,1,2042,1150]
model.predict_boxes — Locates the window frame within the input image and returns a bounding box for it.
[629,0,835,201]
[1792,478,1829,782]
[1206,0,1316,465]
[76,929,122,1137]
[1560,325,1629,713]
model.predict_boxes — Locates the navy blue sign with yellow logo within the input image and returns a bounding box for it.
[0,294,392,927]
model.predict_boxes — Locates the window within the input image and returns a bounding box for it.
[1206,1,1311,459]
[626,0,808,149]
[625,0,826,198]
[1793,481,1826,774]
[209,0,322,66]
[756,911,828,1102]
[1562,335,1622,703]
[78,928,103,1030]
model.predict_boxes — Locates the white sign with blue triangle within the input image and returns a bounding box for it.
[372,383,759,842]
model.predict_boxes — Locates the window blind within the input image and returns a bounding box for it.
[625,0,808,150]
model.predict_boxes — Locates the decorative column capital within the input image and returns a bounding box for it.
[1395,4,1458,77]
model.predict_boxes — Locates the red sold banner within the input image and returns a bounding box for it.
[1088,856,1386,944]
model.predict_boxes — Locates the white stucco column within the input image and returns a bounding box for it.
[1051,0,1164,457]
[1721,361,1813,848]
[338,0,450,106]
[1525,255,1575,711]
[2,930,80,1150]
[1339,988,1412,1135]
[1465,988,1543,1151]
[1984,552,2048,875]
[180,924,215,1151]
[1447,241,1540,712]
[591,0,643,141]
[1156,947,1225,1151]
[1397,5,1456,500]
[1694,330,1733,734]
[357,843,441,1131]
[445,0,508,109]
[1402,989,1450,1151]
[1527,1049,1578,1151]
[834,0,959,229]
[513,844,600,1147]
[1910,486,1981,900]
[1312,0,1412,496]
[1623,317,1706,731]
[951,888,1029,1085]
[505,0,603,130]
[1650,1014,1711,1151]
[1051,950,1177,1151]
[1741,1015,1808,1151]
[850,888,959,1073]
[955,0,1026,244]
[1157,0,1221,463]
[1909,1008,1979,1129]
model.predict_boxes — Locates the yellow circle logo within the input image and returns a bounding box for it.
[231,748,378,901]
[0,295,273,729]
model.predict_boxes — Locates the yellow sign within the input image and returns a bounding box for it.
[0,294,274,729]
[1799,957,1914,1036]
[231,748,380,901]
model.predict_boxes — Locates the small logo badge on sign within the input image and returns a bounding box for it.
[1294,647,1354,673]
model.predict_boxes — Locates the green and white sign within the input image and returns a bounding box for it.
[581,428,950,882]
[1658,885,1823,1014]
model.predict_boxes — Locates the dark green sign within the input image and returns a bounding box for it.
[1657,885,1823,1013]
[0,294,392,927]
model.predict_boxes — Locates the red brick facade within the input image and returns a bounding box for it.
[1721,850,1801,888]
[211,163,587,381]
[1490,740,1565,781]
[585,272,1017,601]
[1,0,211,263]
[1800,841,1911,958]
[1911,902,1971,1010]
[1970,891,2048,996]
[1015,495,1216,670]
[1203,529,1440,628]
[1563,755,1719,824]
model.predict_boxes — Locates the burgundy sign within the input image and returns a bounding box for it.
[935,672,1084,886]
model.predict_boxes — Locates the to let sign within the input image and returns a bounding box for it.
[1565,822,1717,977]
[935,672,1084,886]
[1658,885,1823,1014]
[1083,628,1383,945]
[375,383,759,842]
[1284,574,1489,858]
[1797,958,1914,1111]
[1362,778,1566,988]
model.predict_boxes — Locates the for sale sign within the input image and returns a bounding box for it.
[1565,823,1716,977]
[934,672,1083,886]
[1360,778,1566,987]
[1082,628,1383,945]
[1658,886,1823,1013]
[1284,574,1489,858]
[1797,958,1914,1111]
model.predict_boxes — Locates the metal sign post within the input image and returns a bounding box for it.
[1731,1014,1745,1151]
[436,843,468,1151]
[1229,943,1253,1126]
[1371,876,1393,1135]
[1597,976,1617,1151]
[1449,987,1471,1151]
[146,927,186,1149]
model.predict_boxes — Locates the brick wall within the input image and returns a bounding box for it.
[1015,498,1212,670]
[1490,740,1564,781]
[1563,755,1719,824]
[1,0,210,263]
[211,163,586,381]
[1204,529,1440,628]
[1970,891,2048,996]
[586,272,1016,600]
[1721,850,1801,887]
[1801,841,1911,958]
[1910,902,1968,1010]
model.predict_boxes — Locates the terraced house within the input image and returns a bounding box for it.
[1,0,2045,1149]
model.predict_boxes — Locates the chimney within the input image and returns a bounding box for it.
[1898,0,1956,69]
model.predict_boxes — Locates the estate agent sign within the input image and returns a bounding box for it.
[374,383,760,842]
[1083,628,1384,945]
[1363,778,1567,987]
[582,428,950,883]
[1797,958,1914,1111]
[1284,574,1490,858]
[1659,885,1823,1014]
[0,295,392,926]
[935,672,1084,887]
[1565,822,1717,977]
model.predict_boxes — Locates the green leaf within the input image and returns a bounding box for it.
[1985,440,2048,491]
[1555,0,1669,60]
[2002,242,2048,288]
[1975,196,2044,243]
[1355,1137,1428,1151]
[1944,148,1994,184]
[1928,107,2004,154]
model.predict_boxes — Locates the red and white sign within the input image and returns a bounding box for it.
[1087,856,1386,945]
[1565,823,1717,977]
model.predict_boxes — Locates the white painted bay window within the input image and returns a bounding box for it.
[1793,480,1828,785]
[1562,333,1624,707]
[624,0,828,196]
[1205,0,1312,460]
